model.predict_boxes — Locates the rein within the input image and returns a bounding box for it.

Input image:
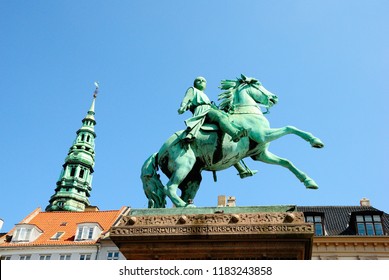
[229,104,265,115]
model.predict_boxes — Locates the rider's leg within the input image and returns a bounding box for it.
[234,162,258,179]
[207,109,248,142]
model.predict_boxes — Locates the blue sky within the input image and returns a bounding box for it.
[0,1,388,232]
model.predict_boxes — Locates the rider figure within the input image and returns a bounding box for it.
[178,76,257,178]
[178,76,248,142]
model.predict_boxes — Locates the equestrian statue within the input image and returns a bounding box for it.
[141,75,324,208]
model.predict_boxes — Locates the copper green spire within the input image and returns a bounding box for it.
[46,83,99,212]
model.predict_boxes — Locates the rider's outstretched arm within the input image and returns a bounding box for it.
[178,87,194,114]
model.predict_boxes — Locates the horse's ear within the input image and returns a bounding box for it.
[240,74,247,80]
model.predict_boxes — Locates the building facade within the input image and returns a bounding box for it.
[298,199,389,260]
[0,206,130,260]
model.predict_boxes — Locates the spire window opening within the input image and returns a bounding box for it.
[79,169,85,179]
[70,167,76,177]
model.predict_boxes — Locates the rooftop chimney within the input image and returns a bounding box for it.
[0,219,3,232]
[85,206,99,212]
[360,198,371,207]
[227,196,236,207]
[217,195,236,207]
[217,195,226,207]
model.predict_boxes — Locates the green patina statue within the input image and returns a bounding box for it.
[178,76,248,143]
[141,75,324,208]
[178,76,257,179]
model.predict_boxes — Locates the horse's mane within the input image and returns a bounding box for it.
[218,75,259,112]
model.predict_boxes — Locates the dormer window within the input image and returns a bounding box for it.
[305,213,325,236]
[356,214,384,236]
[15,228,31,241]
[75,223,102,241]
[11,224,42,243]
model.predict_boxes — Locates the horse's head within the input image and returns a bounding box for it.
[240,75,278,108]
[218,74,278,112]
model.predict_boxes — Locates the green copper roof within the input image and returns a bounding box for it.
[46,86,98,212]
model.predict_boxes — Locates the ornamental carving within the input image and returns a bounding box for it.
[111,212,312,237]
[118,212,303,227]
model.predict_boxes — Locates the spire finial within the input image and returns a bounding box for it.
[93,82,99,98]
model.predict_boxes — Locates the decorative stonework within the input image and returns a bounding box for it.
[111,212,312,237]
[110,207,314,260]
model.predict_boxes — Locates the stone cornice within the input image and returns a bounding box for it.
[313,235,389,247]
[111,212,314,237]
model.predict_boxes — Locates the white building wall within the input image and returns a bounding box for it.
[0,245,99,260]
[97,239,126,260]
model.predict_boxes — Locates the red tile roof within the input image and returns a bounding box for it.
[1,207,127,247]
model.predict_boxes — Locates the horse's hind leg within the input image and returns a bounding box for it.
[263,126,324,148]
[180,168,202,205]
[253,149,319,189]
[164,153,197,207]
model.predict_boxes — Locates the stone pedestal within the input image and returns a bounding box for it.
[110,206,313,260]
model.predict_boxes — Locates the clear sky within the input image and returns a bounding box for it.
[0,1,388,232]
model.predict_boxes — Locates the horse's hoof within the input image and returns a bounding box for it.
[185,204,196,208]
[310,137,324,148]
[304,178,319,189]
[239,170,258,179]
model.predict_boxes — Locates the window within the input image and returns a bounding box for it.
[39,255,51,260]
[107,251,120,260]
[1,256,11,260]
[19,255,31,260]
[79,169,85,178]
[88,227,94,239]
[356,215,384,236]
[12,225,42,243]
[50,231,65,240]
[75,223,102,241]
[305,214,324,236]
[70,167,76,177]
[14,228,32,241]
[77,225,93,240]
[59,254,71,260]
[80,254,91,260]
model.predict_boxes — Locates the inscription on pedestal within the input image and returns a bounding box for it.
[110,207,314,260]
[111,212,312,237]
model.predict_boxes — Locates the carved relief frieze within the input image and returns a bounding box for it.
[111,212,312,237]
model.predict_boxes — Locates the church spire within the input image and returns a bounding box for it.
[46,83,99,212]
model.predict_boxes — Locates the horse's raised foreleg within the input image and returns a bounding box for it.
[253,149,319,189]
[263,126,324,148]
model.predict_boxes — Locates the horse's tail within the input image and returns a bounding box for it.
[140,152,166,208]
